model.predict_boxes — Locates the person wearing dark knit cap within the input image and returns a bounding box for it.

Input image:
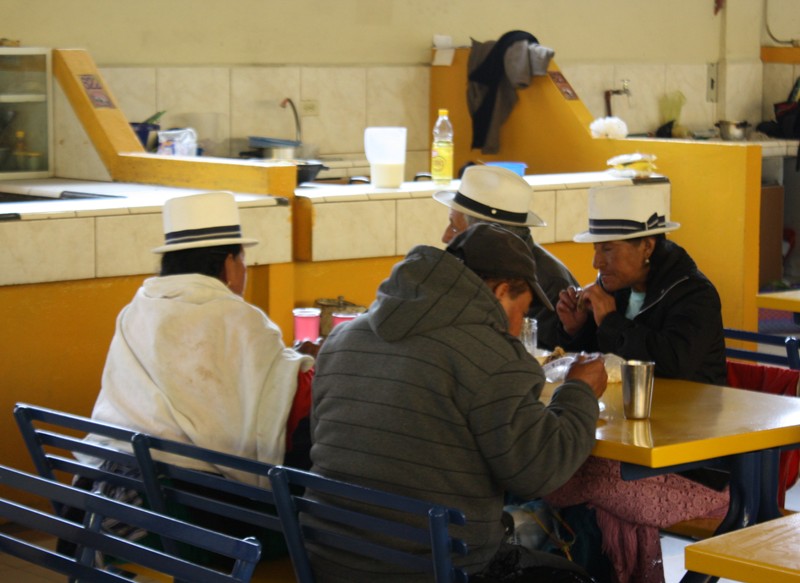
[309,223,606,582]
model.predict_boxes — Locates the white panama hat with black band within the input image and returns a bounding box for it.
[433,165,546,227]
[573,184,680,243]
[152,191,259,253]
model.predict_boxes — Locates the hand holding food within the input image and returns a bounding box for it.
[556,285,590,336]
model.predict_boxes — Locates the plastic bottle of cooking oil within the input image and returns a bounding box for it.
[431,109,453,184]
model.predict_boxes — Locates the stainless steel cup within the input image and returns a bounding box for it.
[621,360,655,419]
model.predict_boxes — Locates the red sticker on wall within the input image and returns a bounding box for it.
[80,75,115,109]
[548,71,579,101]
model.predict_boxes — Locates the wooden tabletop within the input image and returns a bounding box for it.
[685,512,800,582]
[543,378,800,468]
[756,290,800,312]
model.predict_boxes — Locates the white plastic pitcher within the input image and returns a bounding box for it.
[364,127,406,188]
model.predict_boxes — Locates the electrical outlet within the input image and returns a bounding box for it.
[300,100,319,117]
[706,63,718,103]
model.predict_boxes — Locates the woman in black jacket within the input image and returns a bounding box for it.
[548,183,729,583]
[556,184,726,385]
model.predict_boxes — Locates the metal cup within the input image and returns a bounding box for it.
[621,360,655,419]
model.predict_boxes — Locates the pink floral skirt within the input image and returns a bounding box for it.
[545,457,729,583]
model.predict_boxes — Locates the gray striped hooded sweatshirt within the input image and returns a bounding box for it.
[309,244,599,582]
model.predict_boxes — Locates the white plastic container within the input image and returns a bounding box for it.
[364,127,407,188]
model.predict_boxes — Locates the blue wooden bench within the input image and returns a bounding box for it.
[0,464,261,582]
[267,464,469,583]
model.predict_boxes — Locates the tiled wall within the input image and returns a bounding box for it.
[54,64,431,183]
[53,59,787,184]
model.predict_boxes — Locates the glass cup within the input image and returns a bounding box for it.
[293,307,321,342]
[520,317,538,355]
[621,360,655,419]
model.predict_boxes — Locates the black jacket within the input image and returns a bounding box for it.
[558,239,727,385]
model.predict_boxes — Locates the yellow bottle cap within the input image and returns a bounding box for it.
[438,109,448,116]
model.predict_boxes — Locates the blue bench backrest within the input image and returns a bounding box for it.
[131,433,283,533]
[267,465,469,583]
[0,464,261,583]
[13,403,146,515]
[724,328,800,369]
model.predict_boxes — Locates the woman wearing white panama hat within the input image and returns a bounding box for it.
[546,183,729,583]
[87,192,318,483]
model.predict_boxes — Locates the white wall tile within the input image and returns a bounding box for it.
[555,188,589,242]
[301,67,367,156]
[230,67,302,158]
[156,67,231,157]
[367,66,430,151]
[530,190,556,244]
[96,213,162,277]
[611,64,667,135]
[557,62,615,121]
[100,67,158,127]
[0,217,95,284]
[397,198,445,254]
[240,205,292,264]
[721,60,762,125]
[311,199,395,261]
[665,64,716,132]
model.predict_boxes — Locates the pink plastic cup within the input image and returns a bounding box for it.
[293,308,321,342]
[331,312,360,329]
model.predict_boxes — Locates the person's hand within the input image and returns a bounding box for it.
[293,338,323,358]
[565,352,607,399]
[556,285,590,336]
[579,283,616,327]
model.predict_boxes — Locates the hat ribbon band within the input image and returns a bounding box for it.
[588,212,664,235]
[454,192,528,224]
[164,224,242,246]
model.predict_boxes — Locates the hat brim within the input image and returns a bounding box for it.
[433,190,546,227]
[572,223,680,243]
[152,237,259,254]
[528,278,555,311]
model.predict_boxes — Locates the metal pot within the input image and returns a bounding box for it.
[296,160,329,183]
[715,120,750,141]
[314,296,366,336]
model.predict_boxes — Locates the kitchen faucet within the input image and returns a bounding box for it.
[280,98,302,144]
[604,79,631,117]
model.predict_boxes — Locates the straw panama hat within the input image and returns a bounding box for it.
[152,191,259,253]
[573,183,680,243]
[433,165,546,227]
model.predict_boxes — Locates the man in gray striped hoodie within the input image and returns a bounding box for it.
[309,223,607,582]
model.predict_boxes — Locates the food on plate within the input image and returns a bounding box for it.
[543,346,566,365]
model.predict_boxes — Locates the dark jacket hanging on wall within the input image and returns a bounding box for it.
[468,30,553,154]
